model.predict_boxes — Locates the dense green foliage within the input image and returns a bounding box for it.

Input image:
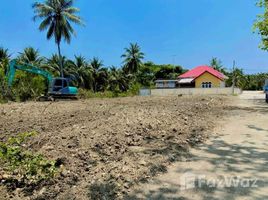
[254,0,268,51]
[208,57,268,90]
[0,47,12,102]
[0,132,58,187]
[1,47,267,102]
[234,73,268,90]
[0,43,188,101]
[0,68,9,103]
[137,62,186,87]
[250,0,268,90]
[0,47,10,74]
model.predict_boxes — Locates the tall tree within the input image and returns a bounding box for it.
[33,0,83,78]
[121,43,144,74]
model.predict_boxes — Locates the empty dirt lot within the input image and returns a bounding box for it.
[0,96,227,199]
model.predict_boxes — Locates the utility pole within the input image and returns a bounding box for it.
[232,60,235,95]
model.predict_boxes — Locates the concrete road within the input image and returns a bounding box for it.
[130,91,268,200]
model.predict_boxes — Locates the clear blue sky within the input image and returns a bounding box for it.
[0,0,267,73]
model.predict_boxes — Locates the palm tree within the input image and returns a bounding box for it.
[210,57,226,74]
[45,54,69,76]
[233,68,245,88]
[108,67,120,91]
[90,57,108,92]
[226,68,245,88]
[33,0,83,78]
[108,67,129,92]
[121,43,144,74]
[68,55,92,88]
[0,47,11,73]
[18,47,44,65]
[97,67,109,92]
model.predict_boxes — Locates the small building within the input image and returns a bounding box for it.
[155,80,177,88]
[178,66,226,88]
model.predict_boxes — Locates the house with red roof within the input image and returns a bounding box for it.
[178,65,227,88]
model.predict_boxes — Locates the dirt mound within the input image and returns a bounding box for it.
[0,96,227,199]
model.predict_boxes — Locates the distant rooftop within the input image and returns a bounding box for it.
[179,66,225,80]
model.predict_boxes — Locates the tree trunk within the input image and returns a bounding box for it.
[94,81,97,93]
[57,42,64,78]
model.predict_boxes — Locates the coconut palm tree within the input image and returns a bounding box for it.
[121,43,144,74]
[210,57,226,74]
[232,68,245,88]
[96,67,109,92]
[90,57,108,92]
[0,47,11,73]
[18,47,44,65]
[108,67,120,91]
[45,54,69,76]
[226,67,245,88]
[108,67,129,92]
[33,0,83,78]
[68,55,92,88]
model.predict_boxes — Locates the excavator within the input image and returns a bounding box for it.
[7,59,78,100]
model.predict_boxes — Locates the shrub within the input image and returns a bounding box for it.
[78,83,141,99]
[12,72,47,102]
[0,68,11,103]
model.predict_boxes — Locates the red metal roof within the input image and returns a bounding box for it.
[179,65,225,80]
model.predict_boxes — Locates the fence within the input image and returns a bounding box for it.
[149,87,242,96]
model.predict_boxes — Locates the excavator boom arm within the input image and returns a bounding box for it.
[7,60,53,86]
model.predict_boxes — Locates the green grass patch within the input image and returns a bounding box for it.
[78,84,141,99]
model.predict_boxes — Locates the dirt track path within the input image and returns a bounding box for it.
[132,91,268,200]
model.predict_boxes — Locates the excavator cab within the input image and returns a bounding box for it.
[49,78,78,98]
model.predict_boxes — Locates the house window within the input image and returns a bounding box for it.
[202,82,212,88]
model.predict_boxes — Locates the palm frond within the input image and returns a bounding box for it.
[121,43,144,74]
[33,0,83,44]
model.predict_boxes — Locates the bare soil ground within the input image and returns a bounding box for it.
[0,96,227,200]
